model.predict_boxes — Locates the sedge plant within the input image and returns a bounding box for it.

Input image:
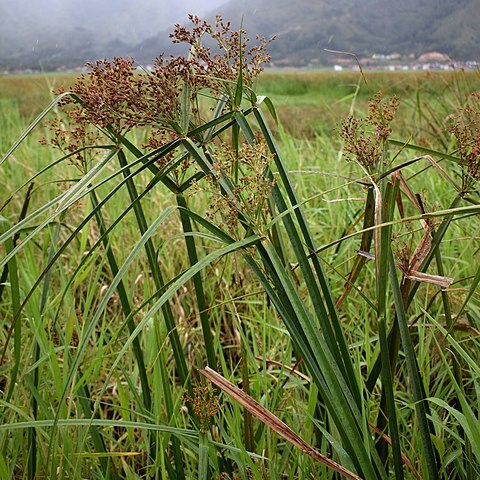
[0,16,479,480]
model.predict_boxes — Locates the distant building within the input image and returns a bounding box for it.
[417,52,450,63]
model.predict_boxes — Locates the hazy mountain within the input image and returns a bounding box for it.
[136,0,480,66]
[1,0,478,70]
[0,0,226,70]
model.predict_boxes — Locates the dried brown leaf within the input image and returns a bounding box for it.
[405,270,454,288]
[199,366,362,480]
[408,229,433,272]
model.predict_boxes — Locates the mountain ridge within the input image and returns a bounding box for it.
[1,0,478,71]
[133,0,480,67]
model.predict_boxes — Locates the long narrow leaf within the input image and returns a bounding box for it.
[254,108,361,406]
[176,194,216,367]
[389,252,439,480]
[1,92,73,166]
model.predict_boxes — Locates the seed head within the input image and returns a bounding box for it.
[184,384,222,432]
[340,92,399,173]
[42,16,273,165]
[447,93,480,191]
[194,135,276,236]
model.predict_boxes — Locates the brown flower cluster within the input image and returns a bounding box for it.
[368,92,400,141]
[341,93,399,173]
[41,112,102,171]
[171,15,273,99]
[43,16,272,160]
[447,93,480,191]
[54,54,204,141]
[184,384,222,432]
[194,135,276,235]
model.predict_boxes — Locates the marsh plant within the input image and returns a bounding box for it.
[0,16,479,480]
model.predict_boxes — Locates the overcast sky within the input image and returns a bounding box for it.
[0,0,230,46]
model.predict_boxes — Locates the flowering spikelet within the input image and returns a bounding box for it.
[171,15,273,98]
[184,384,222,432]
[40,107,102,172]
[447,92,480,191]
[192,134,276,235]
[340,92,399,173]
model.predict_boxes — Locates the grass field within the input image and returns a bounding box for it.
[1,64,479,480]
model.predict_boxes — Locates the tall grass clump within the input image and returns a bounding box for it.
[1,16,479,479]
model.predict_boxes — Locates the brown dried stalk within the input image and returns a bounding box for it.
[199,366,362,480]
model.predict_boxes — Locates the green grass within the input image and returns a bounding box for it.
[256,69,480,139]
[0,51,479,480]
